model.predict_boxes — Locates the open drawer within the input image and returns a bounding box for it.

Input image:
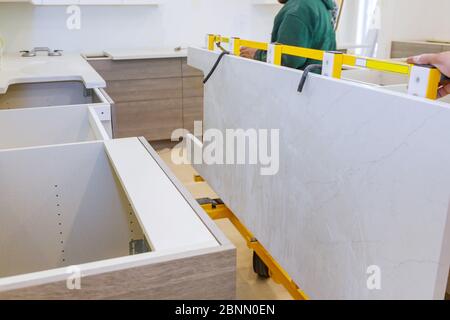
[0,138,235,299]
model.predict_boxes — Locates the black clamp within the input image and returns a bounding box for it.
[297,64,323,93]
[203,42,230,84]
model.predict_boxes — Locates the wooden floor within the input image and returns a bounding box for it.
[157,147,292,300]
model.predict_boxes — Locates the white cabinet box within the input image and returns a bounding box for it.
[0,138,235,299]
[0,104,110,150]
[0,81,108,110]
[0,81,115,148]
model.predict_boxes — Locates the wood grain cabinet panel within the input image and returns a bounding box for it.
[182,58,204,77]
[391,41,444,58]
[106,78,183,103]
[183,76,204,98]
[183,97,203,134]
[89,58,182,81]
[89,57,205,141]
[114,99,183,141]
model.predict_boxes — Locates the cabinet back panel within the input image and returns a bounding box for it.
[0,142,144,278]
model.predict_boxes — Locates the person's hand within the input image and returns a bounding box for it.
[407,52,450,98]
[240,47,258,59]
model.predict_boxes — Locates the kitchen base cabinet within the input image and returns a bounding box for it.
[115,99,183,141]
[88,57,204,142]
[0,138,235,300]
[391,40,450,58]
[183,97,203,134]
[0,105,110,150]
[0,81,105,110]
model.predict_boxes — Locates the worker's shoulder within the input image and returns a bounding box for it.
[283,0,323,20]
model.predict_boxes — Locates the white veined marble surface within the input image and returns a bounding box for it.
[188,47,450,299]
[0,52,105,94]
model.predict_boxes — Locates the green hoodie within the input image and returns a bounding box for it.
[255,0,337,70]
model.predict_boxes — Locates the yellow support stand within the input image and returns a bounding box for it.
[198,196,309,300]
[230,37,241,56]
[205,33,444,100]
[322,51,344,79]
[268,43,283,66]
[207,34,216,51]
[281,44,324,62]
[426,68,442,100]
[194,175,205,182]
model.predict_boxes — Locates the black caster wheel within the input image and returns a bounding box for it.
[253,251,270,278]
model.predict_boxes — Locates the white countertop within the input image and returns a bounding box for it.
[0,53,106,94]
[103,47,188,60]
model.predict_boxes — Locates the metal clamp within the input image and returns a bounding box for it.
[298,64,323,93]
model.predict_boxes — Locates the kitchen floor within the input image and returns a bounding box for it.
[157,146,292,300]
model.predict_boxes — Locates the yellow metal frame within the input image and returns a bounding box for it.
[426,68,442,100]
[206,34,442,100]
[197,188,309,300]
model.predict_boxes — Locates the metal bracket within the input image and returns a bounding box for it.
[267,43,282,65]
[84,88,93,98]
[322,51,344,78]
[408,64,441,99]
[298,64,323,93]
[129,239,151,255]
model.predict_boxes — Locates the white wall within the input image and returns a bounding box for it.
[0,1,281,53]
[335,0,360,46]
[4,0,428,59]
[377,0,450,58]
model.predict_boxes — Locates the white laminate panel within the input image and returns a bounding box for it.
[0,142,133,278]
[188,47,450,300]
[104,138,219,252]
[0,105,98,149]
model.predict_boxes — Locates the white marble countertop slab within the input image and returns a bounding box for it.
[0,53,106,94]
[188,47,450,300]
[104,47,188,60]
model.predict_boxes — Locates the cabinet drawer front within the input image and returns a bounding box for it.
[114,99,183,141]
[106,78,183,103]
[182,58,204,77]
[89,58,182,81]
[183,77,204,98]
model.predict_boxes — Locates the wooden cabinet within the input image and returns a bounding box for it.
[89,57,204,141]
[391,41,450,59]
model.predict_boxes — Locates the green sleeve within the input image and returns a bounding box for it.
[277,14,313,69]
[254,49,267,62]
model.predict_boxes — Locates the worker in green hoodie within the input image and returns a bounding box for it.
[240,0,337,70]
